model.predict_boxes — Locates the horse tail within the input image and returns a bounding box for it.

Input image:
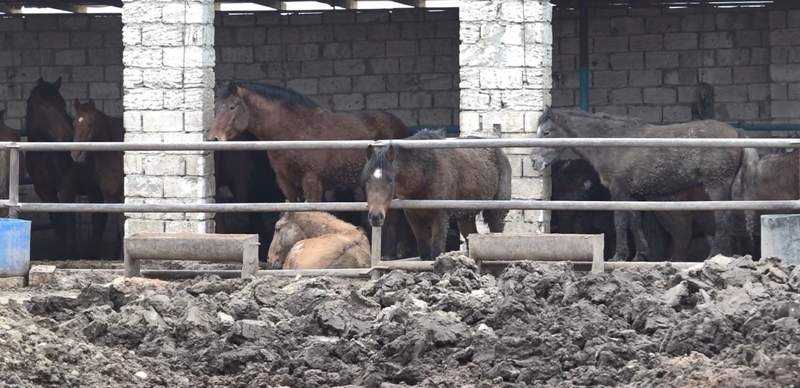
[484,148,512,233]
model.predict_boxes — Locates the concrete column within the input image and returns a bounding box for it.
[459,0,553,233]
[122,0,216,235]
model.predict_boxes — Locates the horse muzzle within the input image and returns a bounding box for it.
[71,151,87,163]
[368,212,385,227]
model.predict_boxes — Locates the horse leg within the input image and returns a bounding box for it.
[630,211,650,261]
[456,217,479,252]
[611,210,632,261]
[301,174,324,203]
[429,212,449,259]
[404,210,434,260]
[660,213,691,261]
[706,184,734,257]
[275,172,301,202]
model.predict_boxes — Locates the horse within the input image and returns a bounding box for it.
[550,158,715,261]
[215,131,285,257]
[25,77,84,257]
[72,99,124,253]
[0,109,21,217]
[532,108,742,261]
[267,211,370,269]
[209,81,413,259]
[733,148,800,257]
[362,129,512,260]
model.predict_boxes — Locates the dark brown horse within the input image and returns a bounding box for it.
[0,109,21,217]
[215,131,285,257]
[26,77,81,256]
[532,108,742,261]
[72,99,124,252]
[362,129,512,260]
[209,81,412,259]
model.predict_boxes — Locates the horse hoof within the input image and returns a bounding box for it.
[608,254,628,262]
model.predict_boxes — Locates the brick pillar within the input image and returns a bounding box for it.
[122,0,216,235]
[459,0,553,233]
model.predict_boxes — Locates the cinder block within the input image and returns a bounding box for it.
[322,43,351,59]
[714,85,748,103]
[699,68,732,85]
[609,17,644,35]
[679,50,715,67]
[645,15,681,33]
[287,44,319,61]
[386,40,417,57]
[319,77,352,94]
[54,49,86,66]
[771,101,800,118]
[609,52,643,69]
[366,93,399,110]
[716,49,750,66]
[629,70,662,87]
[353,75,386,93]
[28,265,56,287]
[664,69,698,85]
[399,92,432,109]
[644,88,677,104]
[701,32,733,49]
[125,175,164,198]
[725,103,759,121]
[664,33,698,50]
[645,51,679,69]
[770,64,800,82]
[630,34,664,51]
[331,59,363,76]
[592,70,627,88]
[331,93,365,111]
[662,105,692,123]
[629,105,662,123]
[419,109,453,125]
[352,41,385,58]
[142,24,183,47]
[610,88,642,104]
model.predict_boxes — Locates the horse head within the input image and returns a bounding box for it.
[530,106,563,171]
[27,77,72,142]
[362,144,397,227]
[72,99,102,163]
[209,81,252,141]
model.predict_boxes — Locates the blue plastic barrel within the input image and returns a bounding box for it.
[0,219,31,277]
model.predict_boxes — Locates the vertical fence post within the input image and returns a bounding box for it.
[370,226,381,279]
[8,144,19,219]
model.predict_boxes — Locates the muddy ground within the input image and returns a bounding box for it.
[0,253,799,387]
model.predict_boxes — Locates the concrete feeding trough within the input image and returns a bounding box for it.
[761,214,800,265]
[468,233,605,274]
[124,233,259,279]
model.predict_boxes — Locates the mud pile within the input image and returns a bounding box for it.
[1,253,799,387]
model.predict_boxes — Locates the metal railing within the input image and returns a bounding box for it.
[4,137,800,271]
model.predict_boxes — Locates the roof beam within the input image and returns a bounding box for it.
[393,0,425,6]
[251,0,285,10]
[316,0,356,9]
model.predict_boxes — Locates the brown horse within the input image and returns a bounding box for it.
[0,109,21,217]
[532,108,742,261]
[72,99,124,251]
[209,81,412,258]
[362,129,512,260]
[209,81,407,202]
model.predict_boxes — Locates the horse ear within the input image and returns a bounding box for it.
[365,144,375,161]
[583,179,593,191]
[386,145,396,162]
[37,77,44,85]
[54,76,62,90]
[235,85,248,98]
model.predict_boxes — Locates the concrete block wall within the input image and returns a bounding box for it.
[214,8,460,127]
[0,14,123,130]
[122,0,216,235]
[551,6,800,124]
[459,0,553,233]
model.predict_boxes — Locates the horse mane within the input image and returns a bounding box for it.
[546,107,648,135]
[226,81,319,108]
[407,128,446,140]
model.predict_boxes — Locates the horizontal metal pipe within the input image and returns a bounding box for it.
[374,260,434,271]
[14,199,800,213]
[4,137,800,152]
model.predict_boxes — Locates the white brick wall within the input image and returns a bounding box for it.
[122,0,216,235]
[460,0,553,233]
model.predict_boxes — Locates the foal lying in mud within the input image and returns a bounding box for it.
[362,130,512,260]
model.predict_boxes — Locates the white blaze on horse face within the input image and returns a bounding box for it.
[373,169,382,179]
[77,116,84,123]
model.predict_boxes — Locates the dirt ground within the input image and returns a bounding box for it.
[0,253,798,387]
